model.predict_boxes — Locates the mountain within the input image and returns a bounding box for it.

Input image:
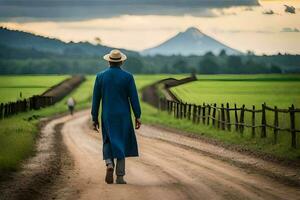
[141,27,241,56]
[0,27,138,57]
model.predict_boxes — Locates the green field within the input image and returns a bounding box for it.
[0,75,69,103]
[0,75,92,174]
[171,74,300,108]
[170,74,300,131]
[1,74,300,175]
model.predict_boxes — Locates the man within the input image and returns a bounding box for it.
[67,97,76,115]
[91,49,141,184]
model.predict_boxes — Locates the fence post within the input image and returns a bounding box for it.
[202,103,206,124]
[0,103,3,119]
[166,99,169,112]
[217,109,220,129]
[261,103,267,138]
[191,105,195,123]
[176,102,179,118]
[188,104,192,120]
[221,104,225,130]
[4,104,8,118]
[226,103,231,131]
[274,106,278,144]
[212,103,216,127]
[239,104,245,135]
[252,105,256,138]
[184,103,187,118]
[234,104,239,132]
[174,101,177,118]
[207,104,211,125]
[197,105,201,124]
[163,98,168,111]
[289,104,296,148]
[180,101,183,118]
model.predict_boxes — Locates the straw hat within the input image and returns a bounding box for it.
[103,49,127,62]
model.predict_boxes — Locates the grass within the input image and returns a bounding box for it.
[141,102,300,160]
[0,75,69,103]
[165,74,300,160]
[0,75,94,173]
[1,74,299,174]
[171,74,300,108]
[135,74,300,160]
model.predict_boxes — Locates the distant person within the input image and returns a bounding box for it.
[67,97,76,115]
[91,49,141,184]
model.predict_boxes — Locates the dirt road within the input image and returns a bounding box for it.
[3,110,299,200]
[36,109,297,200]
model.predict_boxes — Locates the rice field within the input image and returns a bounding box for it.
[169,74,300,152]
[170,74,300,108]
[0,75,69,103]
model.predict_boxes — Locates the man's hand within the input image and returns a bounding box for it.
[93,121,100,132]
[135,118,141,129]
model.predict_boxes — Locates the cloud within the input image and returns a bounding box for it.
[262,10,275,15]
[0,0,260,21]
[213,28,274,34]
[284,5,296,14]
[281,27,300,32]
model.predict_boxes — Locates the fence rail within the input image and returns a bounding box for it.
[159,98,300,148]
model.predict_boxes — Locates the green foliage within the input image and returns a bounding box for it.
[198,56,220,74]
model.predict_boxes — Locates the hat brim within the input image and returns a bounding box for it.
[103,53,127,62]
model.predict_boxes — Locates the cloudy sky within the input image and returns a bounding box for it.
[0,0,299,54]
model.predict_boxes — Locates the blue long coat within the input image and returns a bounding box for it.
[91,66,141,160]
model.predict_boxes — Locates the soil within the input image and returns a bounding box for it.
[1,110,300,200]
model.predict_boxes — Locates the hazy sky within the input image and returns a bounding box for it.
[0,0,299,54]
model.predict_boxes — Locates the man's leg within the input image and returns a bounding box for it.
[116,158,126,184]
[105,158,114,167]
[105,158,114,184]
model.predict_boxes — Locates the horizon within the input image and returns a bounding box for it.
[0,0,299,55]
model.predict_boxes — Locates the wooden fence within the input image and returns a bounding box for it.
[159,98,300,148]
[0,95,53,119]
[0,75,85,120]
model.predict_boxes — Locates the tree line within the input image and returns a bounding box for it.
[0,44,299,74]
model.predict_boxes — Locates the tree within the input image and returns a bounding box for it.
[219,49,227,57]
[204,51,214,57]
[123,57,144,74]
[270,65,282,73]
[95,37,102,45]
[198,57,220,74]
[172,60,188,73]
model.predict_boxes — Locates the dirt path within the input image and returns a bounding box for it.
[42,110,299,200]
[2,110,299,200]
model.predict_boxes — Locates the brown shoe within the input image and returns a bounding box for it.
[105,166,114,184]
[116,176,127,184]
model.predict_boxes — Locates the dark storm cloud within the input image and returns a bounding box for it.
[284,5,296,14]
[0,0,259,21]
